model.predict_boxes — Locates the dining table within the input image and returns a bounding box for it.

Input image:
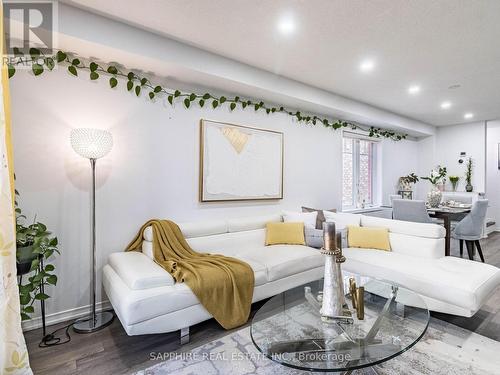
[427,206,471,256]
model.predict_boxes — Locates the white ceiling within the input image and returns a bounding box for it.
[62,0,500,127]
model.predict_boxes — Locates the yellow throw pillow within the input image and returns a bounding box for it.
[265,222,305,246]
[347,226,391,251]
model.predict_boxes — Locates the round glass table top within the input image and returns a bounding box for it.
[250,277,429,372]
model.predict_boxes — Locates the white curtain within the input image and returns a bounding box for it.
[0,1,32,373]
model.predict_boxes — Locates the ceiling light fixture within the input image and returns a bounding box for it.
[440,101,452,109]
[277,15,296,35]
[359,59,375,73]
[408,85,421,95]
[464,113,474,119]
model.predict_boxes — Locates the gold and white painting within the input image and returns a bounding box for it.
[200,119,284,201]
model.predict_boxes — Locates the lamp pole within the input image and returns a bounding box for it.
[72,129,114,333]
[90,158,97,325]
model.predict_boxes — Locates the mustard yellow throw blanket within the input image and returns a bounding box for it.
[126,220,254,329]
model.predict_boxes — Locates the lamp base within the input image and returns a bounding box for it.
[73,311,114,334]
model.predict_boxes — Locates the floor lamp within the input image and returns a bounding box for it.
[70,128,114,333]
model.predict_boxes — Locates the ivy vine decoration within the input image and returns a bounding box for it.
[7,48,407,141]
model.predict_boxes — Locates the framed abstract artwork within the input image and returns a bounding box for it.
[199,119,284,202]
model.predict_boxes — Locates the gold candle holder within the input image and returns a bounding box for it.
[348,277,365,320]
[356,287,365,320]
[349,278,357,309]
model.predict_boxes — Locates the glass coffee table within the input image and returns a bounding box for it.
[251,277,429,374]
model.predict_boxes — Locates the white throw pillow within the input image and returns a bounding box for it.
[282,211,318,229]
[323,211,361,230]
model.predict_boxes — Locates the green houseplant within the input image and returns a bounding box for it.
[449,176,460,192]
[399,173,419,191]
[16,191,59,321]
[465,157,473,192]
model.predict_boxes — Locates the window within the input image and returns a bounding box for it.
[342,135,378,209]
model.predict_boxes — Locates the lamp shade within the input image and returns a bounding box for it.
[70,128,113,159]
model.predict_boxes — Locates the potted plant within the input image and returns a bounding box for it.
[421,166,447,207]
[16,191,59,321]
[399,173,419,191]
[449,176,460,192]
[465,157,473,192]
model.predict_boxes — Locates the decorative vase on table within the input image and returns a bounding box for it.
[427,186,442,208]
[421,166,447,208]
[319,222,350,322]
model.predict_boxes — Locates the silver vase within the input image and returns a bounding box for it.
[427,186,442,208]
[320,222,348,322]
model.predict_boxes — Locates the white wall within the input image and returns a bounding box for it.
[415,122,486,199]
[486,120,500,229]
[380,138,419,205]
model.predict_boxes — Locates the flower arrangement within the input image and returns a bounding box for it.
[421,166,447,186]
[449,176,460,191]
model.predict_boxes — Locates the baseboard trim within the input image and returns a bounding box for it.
[22,300,112,332]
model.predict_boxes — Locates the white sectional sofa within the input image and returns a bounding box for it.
[103,214,325,336]
[103,212,500,339]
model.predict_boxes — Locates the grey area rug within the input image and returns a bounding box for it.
[136,316,500,375]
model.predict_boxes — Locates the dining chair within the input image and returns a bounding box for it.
[452,200,488,262]
[392,199,434,224]
[389,194,401,207]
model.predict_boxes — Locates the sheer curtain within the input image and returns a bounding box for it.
[0,1,32,373]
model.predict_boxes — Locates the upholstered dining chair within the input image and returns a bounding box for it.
[389,194,401,207]
[452,200,489,262]
[392,199,434,224]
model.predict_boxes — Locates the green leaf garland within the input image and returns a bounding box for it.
[7,50,407,141]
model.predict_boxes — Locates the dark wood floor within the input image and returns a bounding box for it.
[24,233,500,375]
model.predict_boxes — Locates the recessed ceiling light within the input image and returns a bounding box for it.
[464,113,474,119]
[359,59,375,73]
[277,16,296,35]
[440,101,452,109]
[408,85,421,95]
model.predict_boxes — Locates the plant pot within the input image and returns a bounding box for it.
[427,187,442,208]
[16,245,37,276]
[465,184,473,192]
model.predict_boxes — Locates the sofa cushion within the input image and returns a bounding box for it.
[343,248,500,312]
[282,211,317,229]
[360,215,445,239]
[348,226,391,251]
[142,221,228,242]
[388,232,444,258]
[227,214,282,233]
[233,256,268,286]
[179,220,228,239]
[304,227,323,248]
[186,229,265,257]
[323,211,361,229]
[265,222,306,246]
[240,245,324,281]
[302,206,337,230]
[108,252,175,289]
